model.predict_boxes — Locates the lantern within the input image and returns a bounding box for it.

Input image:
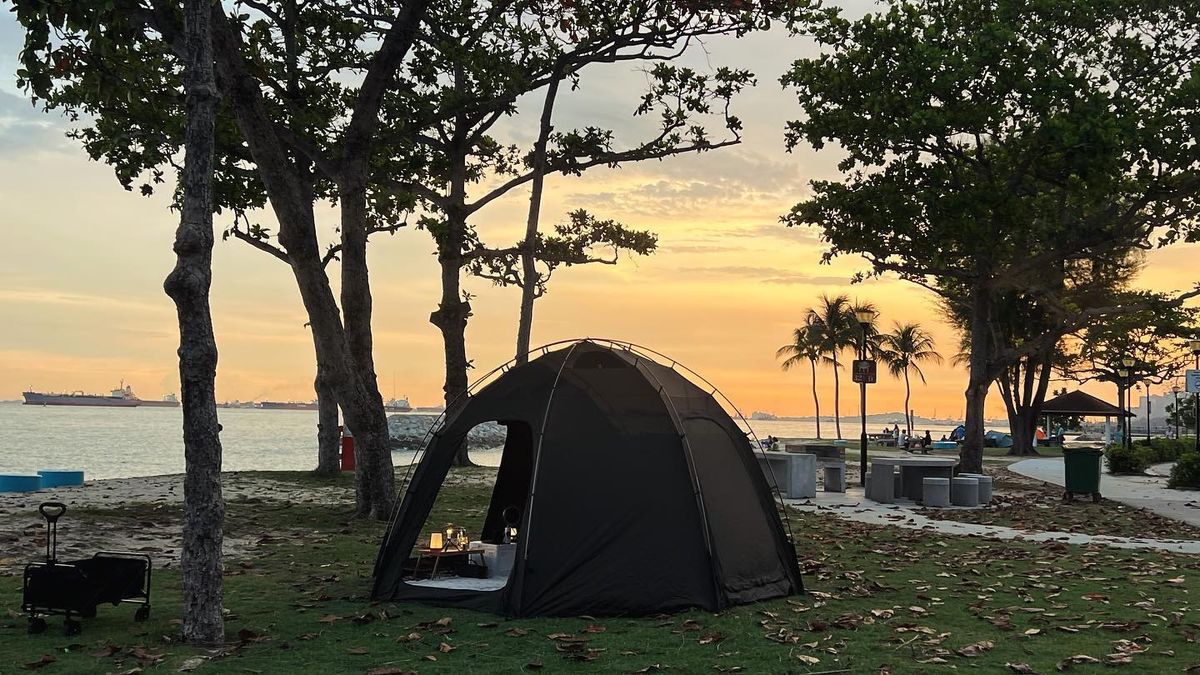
[429,532,444,551]
[442,524,468,551]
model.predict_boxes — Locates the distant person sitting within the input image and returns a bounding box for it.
[922,430,933,454]
[898,430,909,451]
[940,434,948,442]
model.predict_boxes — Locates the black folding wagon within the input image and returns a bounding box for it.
[21,502,152,635]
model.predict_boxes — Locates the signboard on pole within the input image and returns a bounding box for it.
[852,359,877,384]
[1187,369,1200,394]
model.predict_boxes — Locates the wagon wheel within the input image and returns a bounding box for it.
[63,619,82,637]
[1062,490,1073,503]
[134,606,151,622]
[27,617,47,635]
[1092,492,1102,504]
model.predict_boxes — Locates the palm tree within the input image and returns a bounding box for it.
[878,322,943,437]
[806,295,878,439]
[777,320,824,439]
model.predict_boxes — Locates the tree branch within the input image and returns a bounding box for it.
[467,137,740,215]
[229,226,289,264]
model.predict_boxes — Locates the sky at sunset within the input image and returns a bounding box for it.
[1,9,1196,421]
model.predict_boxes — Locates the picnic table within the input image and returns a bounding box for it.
[756,451,816,499]
[869,456,958,501]
[867,433,897,447]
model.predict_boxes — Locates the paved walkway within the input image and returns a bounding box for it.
[787,487,1200,554]
[1008,457,1200,529]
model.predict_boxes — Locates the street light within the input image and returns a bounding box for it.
[1144,382,1151,443]
[854,308,877,487]
[1117,368,1130,450]
[1172,385,1181,440]
[1190,339,1200,452]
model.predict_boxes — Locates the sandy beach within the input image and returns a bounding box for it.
[0,473,355,574]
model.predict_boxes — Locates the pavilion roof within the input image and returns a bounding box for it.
[1041,390,1133,418]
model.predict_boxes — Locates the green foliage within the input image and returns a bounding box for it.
[1166,393,1198,429]
[1168,451,1200,489]
[1132,437,1194,464]
[467,210,658,295]
[876,322,942,384]
[804,293,879,363]
[1059,292,1200,387]
[1104,443,1153,474]
[782,0,1200,464]
[784,0,1200,272]
[776,318,824,372]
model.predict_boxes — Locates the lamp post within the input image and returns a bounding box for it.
[1172,385,1180,440]
[1121,357,1136,450]
[1144,383,1151,443]
[1190,339,1200,452]
[854,308,877,487]
[1112,368,1124,447]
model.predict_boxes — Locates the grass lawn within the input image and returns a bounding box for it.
[1,469,1197,674]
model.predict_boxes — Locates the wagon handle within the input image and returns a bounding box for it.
[39,502,66,523]
[38,502,66,563]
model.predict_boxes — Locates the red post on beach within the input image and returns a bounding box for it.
[339,426,356,472]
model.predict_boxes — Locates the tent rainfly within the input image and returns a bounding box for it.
[372,339,803,617]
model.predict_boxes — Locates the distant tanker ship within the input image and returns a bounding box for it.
[256,397,412,412]
[22,383,179,408]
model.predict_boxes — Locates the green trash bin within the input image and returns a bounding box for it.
[1062,447,1103,503]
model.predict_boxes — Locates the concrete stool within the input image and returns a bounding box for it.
[0,473,43,493]
[959,473,993,504]
[923,477,950,507]
[867,469,894,503]
[820,462,846,492]
[38,469,85,488]
[951,476,980,506]
[791,453,817,499]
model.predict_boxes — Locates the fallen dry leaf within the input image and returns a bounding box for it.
[177,656,208,672]
[22,655,55,671]
[955,640,995,657]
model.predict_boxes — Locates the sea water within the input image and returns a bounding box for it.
[0,402,962,480]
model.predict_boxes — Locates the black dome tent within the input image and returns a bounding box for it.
[371,339,803,617]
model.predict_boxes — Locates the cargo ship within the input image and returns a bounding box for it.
[385,397,412,413]
[257,400,319,410]
[257,397,412,412]
[22,383,180,408]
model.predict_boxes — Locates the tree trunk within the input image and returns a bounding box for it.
[514,74,562,365]
[314,363,340,476]
[960,289,993,475]
[1007,408,1041,457]
[339,178,395,518]
[430,267,470,411]
[810,358,821,439]
[431,98,473,467]
[166,0,224,644]
[831,352,843,439]
[903,367,912,438]
[208,7,396,519]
